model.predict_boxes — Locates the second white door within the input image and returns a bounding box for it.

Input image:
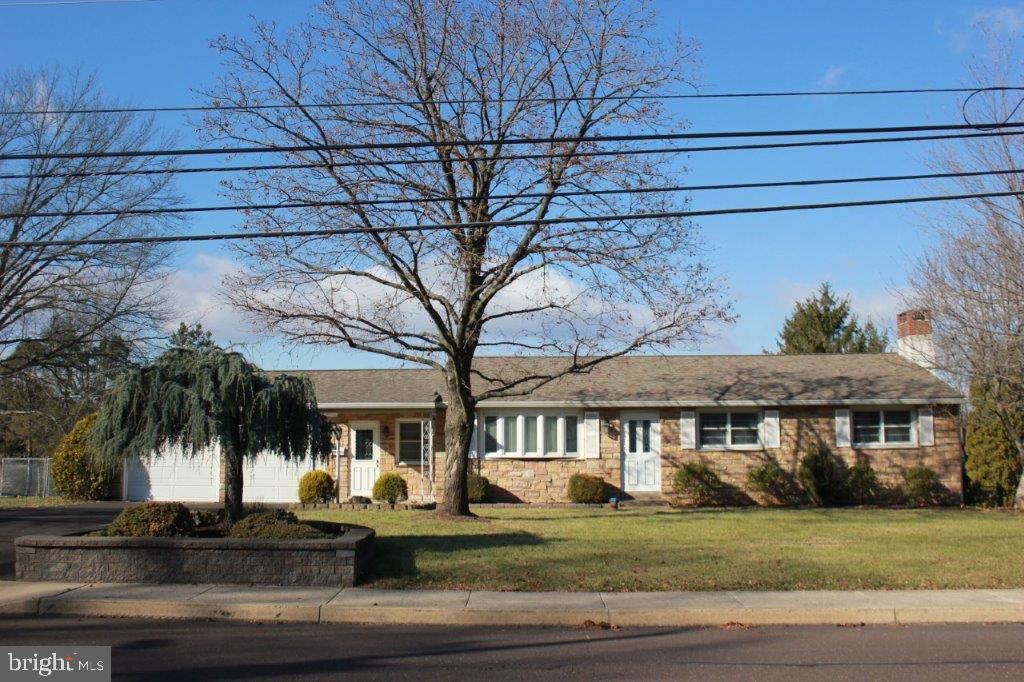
[622,412,661,492]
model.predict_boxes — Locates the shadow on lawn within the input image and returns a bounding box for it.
[370,531,544,581]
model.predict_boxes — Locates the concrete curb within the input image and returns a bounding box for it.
[4,582,1024,628]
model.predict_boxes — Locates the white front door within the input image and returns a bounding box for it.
[349,421,380,498]
[621,412,661,493]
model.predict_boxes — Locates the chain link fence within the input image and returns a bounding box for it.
[0,457,53,497]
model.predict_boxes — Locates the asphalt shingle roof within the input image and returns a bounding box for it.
[271,353,962,406]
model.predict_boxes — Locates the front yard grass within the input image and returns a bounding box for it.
[298,506,1024,591]
[0,496,66,509]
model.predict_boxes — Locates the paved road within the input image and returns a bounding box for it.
[2,616,1023,681]
[0,503,125,578]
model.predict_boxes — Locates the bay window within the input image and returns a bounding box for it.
[477,411,583,458]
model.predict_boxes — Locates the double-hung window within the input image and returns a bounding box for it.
[852,410,913,445]
[396,420,423,464]
[699,412,761,448]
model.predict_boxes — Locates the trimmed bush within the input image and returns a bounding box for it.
[745,461,792,504]
[227,510,327,539]
[903,466,945,506]
[299,469,335,504]
[51,413,115,501]
[797,440,845,506]
[372,472,408,504]
[467,473,490,503]
[673,461,722,506]
[846,460,879,505]
[567,473,606,503]
[106,502,195,537]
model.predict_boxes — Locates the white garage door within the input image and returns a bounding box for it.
[243,452,315,504]
[124,444,220,502]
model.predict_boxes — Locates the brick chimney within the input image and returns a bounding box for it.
[896,309,936,372]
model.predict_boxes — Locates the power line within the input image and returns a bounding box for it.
[0,0,158,6]
[4,120,1024,162]
[3,85,1022,115]
[6,167,1024,220]
[2,188,1021,249]
[3,129,1022,181]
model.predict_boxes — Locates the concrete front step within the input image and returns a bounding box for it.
[4,581,1024,627]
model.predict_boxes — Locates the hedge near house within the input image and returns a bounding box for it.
[467,473,490,503]
[51,413,115,501]
[567,473,606,503]
[965,401,1023,507]
[299,470,335,504]
[372,472,408,504]
[673,461,722,506]
[798,440,845,506]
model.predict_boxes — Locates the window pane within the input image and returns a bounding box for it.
[641,420,651,451]
[628,420,637,452]
[544,416,558,454]
[504,416,518,453]
[564,416,578,453]
[524,416,538,453]
[730,412,759,445]
[484,416,499,454]
[883,410,913,443]
[852,411,881,444]
[397,422,421,463]
[699,413,727,447]
[354,430,373,460]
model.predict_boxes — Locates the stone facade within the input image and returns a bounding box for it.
[15,528,374,587]
[329,404,962,505]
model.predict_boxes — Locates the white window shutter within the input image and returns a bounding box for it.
[468,416,479,459]
[918,407,934,446]
[835,409,852,447]
[583,412,601,459]
[763,410,781,448]
[679,411,696,449]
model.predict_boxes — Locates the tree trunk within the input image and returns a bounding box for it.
[222,441,244,525]
[1015,442,1024,509]
[438,372,474,517]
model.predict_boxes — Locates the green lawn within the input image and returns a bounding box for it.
[298,507,1024,591]
[0,496,66,509]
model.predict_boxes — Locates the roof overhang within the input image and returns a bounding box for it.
[318,397,964,410]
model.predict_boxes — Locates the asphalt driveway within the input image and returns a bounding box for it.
[0,502,126,578]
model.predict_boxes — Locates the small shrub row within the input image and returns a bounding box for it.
[299,470,335,504]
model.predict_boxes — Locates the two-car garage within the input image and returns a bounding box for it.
[123,445,316,504]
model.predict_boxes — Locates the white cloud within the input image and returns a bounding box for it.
[970,5,1024,33]
[163,252,257,344]
[817,65,848,89]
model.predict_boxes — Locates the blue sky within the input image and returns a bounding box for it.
[0,0,1012,368]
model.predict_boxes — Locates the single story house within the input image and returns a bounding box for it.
[124,310,964,504]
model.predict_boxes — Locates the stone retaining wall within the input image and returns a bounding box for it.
[15,528,375,587]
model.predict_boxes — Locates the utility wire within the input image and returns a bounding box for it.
[2,189,1021,249]
[4,120,1024,162]
[3,129,1022,180]
[6,167,1024,220]
[3,85,1023,115]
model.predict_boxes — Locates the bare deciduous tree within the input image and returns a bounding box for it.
[910,30,1024,507]
[204,0,732,516]
[0,68,176,380]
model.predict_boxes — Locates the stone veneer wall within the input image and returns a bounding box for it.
[660,404,962,505]
[16,528,374,587]
[326,411,445,501]
[329,404,962,505]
